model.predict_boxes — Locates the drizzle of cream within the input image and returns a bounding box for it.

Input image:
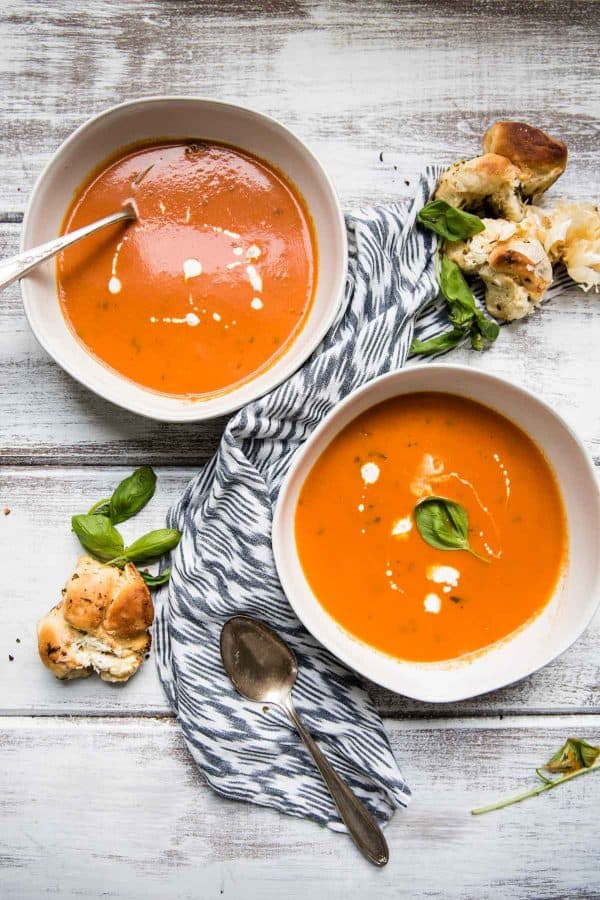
[410,453,444,498]
[232,247,244,256]
[493,452,511,500]
[226,261,243,270]
[427,564,460,587]
[159,200,166,214]
[185,206,191,224]
[360,462,380,485]
[424,593,442,614]
[391,515,412,538]
[246,244,261,259]
[246,265,263,293]
[108,239,125,295]
[250,297,263,310]
[409,453,502,560]
[203,224,240,240]
[183,258,202,280]
[149,312,200,327]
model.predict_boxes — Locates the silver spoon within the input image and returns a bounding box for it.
[0,202,137,292]
[220,615,389,867]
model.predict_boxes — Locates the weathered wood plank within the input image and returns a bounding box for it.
[0,714,599,898]
[1,465,599,717]
[0,1,598,212]
[1,221,600,463]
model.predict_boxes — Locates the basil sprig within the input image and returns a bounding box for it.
[472,738,600,816]
[71,467,179,588]
[414,496,489,563]
[411,199,500,358]
[410,254,499,357]
[417,200,485,241]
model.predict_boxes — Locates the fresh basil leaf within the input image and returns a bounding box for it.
[414,496,489,563]
[409,328,466,357]
[71,514,125,561]
[434,255,500,353]
[109,466,157,525]
[114,528,181,565]
[140,568,172,588]
[417,200,485,241]
[439,256,478,314]
[87,498,112,517]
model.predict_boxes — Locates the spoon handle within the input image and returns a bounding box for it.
[0,205,136,292]
[283,696,389,867]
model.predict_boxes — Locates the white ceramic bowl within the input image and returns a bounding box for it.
[273,365,600,702]
[21,97,347,421]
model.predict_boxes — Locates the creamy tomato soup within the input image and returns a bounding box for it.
[295,392,567,662]
[57,141,316,396]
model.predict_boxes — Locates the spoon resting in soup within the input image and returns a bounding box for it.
[57,140,317,397]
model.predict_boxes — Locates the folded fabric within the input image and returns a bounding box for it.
[154,166,570,830]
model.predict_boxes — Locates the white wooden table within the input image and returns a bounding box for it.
[1,2,599,897]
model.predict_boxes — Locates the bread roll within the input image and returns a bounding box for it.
[38,556,153,683]
[483,121,567,197]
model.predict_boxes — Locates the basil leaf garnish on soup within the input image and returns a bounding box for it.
[414,496,489,562]
[417,200,485,241]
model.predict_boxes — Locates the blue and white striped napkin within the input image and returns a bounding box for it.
[154,165,569,830]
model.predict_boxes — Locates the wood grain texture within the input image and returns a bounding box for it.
[1,1,599,892]
[0,715,599,899]
[1,465,599,718]
[0,0,598,213]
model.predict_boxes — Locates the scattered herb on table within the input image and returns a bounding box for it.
[72,467,180,588]
[472,738,600,815]
[411,201,499,356]
[414,496,489,563]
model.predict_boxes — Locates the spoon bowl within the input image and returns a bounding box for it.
[220,615,298,705]
[220,615,389,867]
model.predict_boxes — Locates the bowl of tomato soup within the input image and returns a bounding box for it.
[273,366,600,702]
[21,98,346,420]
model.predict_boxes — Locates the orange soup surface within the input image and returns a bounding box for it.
[295,393,567,662]
[57,141,316,395]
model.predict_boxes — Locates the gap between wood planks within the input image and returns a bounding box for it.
[1,706,600,720]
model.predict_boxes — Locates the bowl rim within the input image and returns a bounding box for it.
[20,95,348,422]
[272,363,600,702]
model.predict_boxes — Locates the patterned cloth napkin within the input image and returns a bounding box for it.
[154,166,569,830]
